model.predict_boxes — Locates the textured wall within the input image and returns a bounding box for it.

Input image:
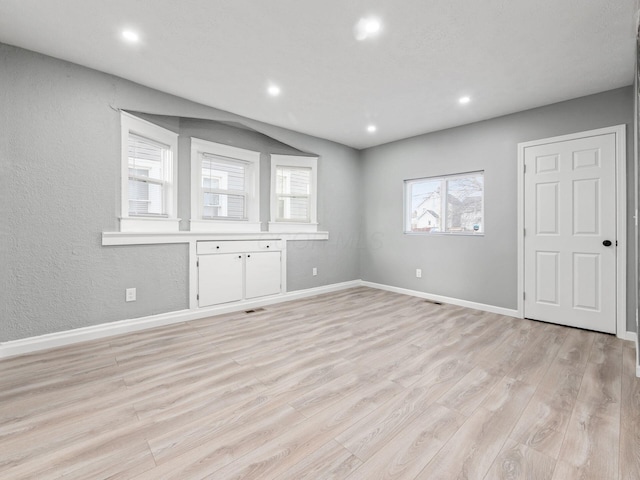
[360,87,636,332]
[0,46,191,341]
[287,139,364,290]
[1,42,634,342]
[0,44,361,341]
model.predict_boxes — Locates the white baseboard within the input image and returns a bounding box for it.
[2,278,630,361]
[275,280,362,303]
[0,309,196,359]
[361,281,520,318]
[636,334,639,378]
[620,330,638,342]
[0,280,361,359]
[362,282,640,343]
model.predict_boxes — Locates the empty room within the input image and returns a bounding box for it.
[1,1,640,479]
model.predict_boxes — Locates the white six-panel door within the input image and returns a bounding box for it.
[524,132,617,333]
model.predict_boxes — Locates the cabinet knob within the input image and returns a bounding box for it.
[266,245,270,248]
[247,254,251,258]
[216,246,220,249]
[238,255,242,259]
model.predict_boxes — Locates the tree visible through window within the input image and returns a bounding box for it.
[405,171,484,234]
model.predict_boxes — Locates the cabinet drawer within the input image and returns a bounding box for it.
[197,240,282,254]
[197,242,230,254]
[257,240,283,251]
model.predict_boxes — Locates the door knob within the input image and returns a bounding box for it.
[603,240,612,247]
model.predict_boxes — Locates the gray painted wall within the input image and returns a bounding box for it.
[1,42,635,342]
[0,44,361,341]
[360,87,636,332]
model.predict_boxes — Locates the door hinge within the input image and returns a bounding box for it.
[523,228,526,237]
[523,292,526,300]
[197,259,199,267]
[616,240,618,247]
[197,294,199,300]
[523,164,526,174]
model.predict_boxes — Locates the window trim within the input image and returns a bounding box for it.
[404,170,485,236]
[120,112,179,232]
[269,155,318,233]
[190,137,261,233]
[274,165,312,223]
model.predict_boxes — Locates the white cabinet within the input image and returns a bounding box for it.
[246,252,281,299]
[198,253,244,307]
[197,240,282,307]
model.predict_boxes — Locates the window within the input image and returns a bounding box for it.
[120,112,179,232]
[190,138,260,232]
[270,155,318,233]
[275,166,311,222]
[128,139,164,216]
[405,171,484,234]
[202,177,221,218]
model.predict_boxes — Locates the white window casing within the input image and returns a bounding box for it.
[404,171,484,235]
[120,112,179,232]
[190,138,260,233]
[269,154,318,233]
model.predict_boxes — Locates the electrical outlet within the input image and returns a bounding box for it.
[312,267,318,276]
[125,288,136,302]
[416,269,422,278]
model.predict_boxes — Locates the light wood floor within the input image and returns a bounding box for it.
[1,287,639,479]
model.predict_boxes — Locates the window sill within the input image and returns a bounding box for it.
[404,231,485,236]
[102,230,329,246]
[120,217,181,233]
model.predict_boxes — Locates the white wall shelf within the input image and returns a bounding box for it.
[101,230,329,246]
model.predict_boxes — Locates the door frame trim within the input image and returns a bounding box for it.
[517,125,627,337]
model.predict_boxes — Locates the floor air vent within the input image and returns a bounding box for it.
[245,308,266,314]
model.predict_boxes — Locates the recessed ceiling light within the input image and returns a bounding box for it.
[367,125,377,133]
[122,30,139,43]
[355,17,382,41]
[363,19,381,34]
[267,85,281,97]
[459,96,471,104]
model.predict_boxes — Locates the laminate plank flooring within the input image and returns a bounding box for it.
[620,343,640,480]
[1,286,638,479]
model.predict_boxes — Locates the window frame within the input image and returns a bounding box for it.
[269,155,318,233]
[190,137,260,233]
[120,112,179,232]
[404,170,485,236]
[274,165,312,223]
[127,166,153,215]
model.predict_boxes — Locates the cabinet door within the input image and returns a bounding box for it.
[245,252,281,299]
[198,254,243,307]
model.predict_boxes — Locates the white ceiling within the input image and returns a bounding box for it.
[0,0,637,149]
